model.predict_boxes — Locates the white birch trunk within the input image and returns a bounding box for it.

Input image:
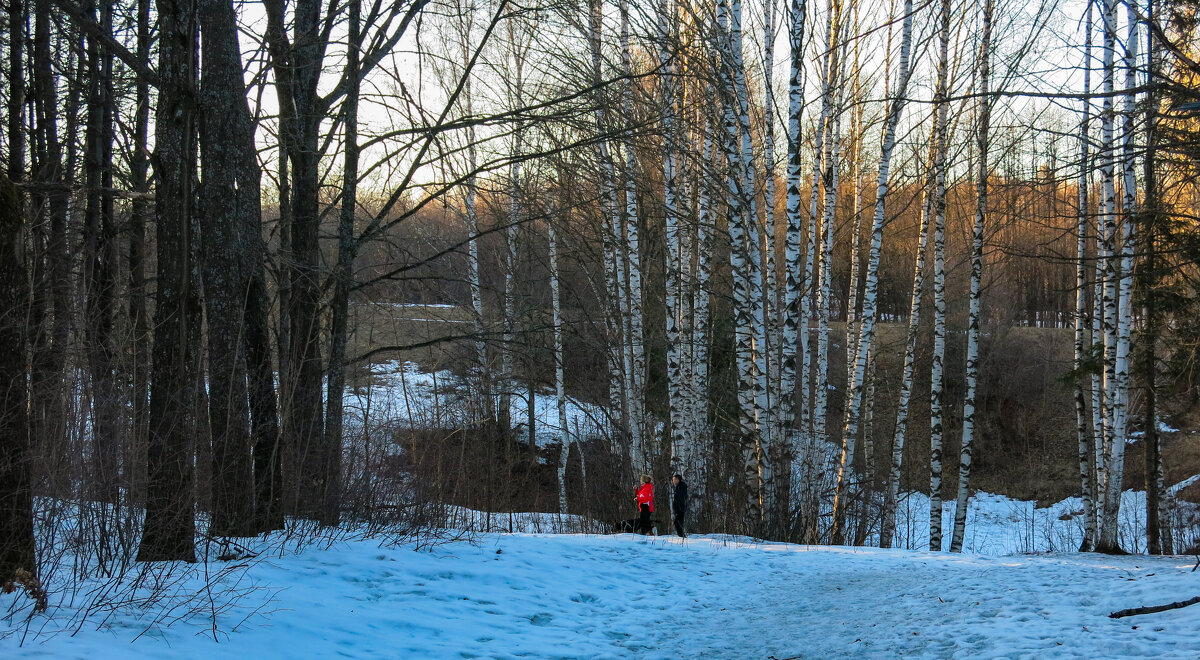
[1095,0,1119,544]
[691,123,714,505]
[550,216,569,514]
[928,0,952,552]
[463,78,490,425]
[761,0,781,527]
[1076,0,1098,552]
[780,0,809,517]
[811,0,841,489]
[846,0,919,548]
[950,0,992,553]
[718,0,765,524]
[589,0,626,455]
[619,0,647,473]
[660,0,687,482]
[1099,4,1138,551]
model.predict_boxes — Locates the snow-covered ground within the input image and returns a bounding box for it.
[345,360,608,448]
[6,486,1200,658]
[5,528,1200,659]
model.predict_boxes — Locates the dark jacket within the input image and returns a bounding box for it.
[672,480,688,515]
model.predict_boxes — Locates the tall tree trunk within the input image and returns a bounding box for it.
[1075,0,1097,552]
[717,0,765,526]
[199,0,260,537]
[7,0,24,181]
[928,0,952,552]
[1099,2,1138,552]
[950,0,992,553]
[127,0,152,501]
[550,212,569,514]
[83,0,120,504]
[0,174,42,610]
[139,0,199,563]
[588,0,625,459]
[323,0,361,530]
[263,0,329,522]
[780,0,808,527]
[661,0,686,480]
[844,0,918,549]
[618,0,646,472]
[1094,0,1119,547]
[1141,2,1168,555]
[29,0,70,498]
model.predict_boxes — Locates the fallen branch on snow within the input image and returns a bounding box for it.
[1109,596,1200,619]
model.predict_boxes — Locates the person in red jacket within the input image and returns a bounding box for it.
[635,475,654,535]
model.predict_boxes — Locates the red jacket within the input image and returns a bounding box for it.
[636,483,654,512]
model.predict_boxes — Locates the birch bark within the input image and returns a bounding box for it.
[845,0,918,548]
[950,0,992,553]
[928,0,952,552]
[1076,0,1097,552]
[1098,3,1138,552]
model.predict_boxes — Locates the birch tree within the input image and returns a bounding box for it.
[550,209,569,514]
[846,0,918,548]
[927,0,952,552]
[1093,0,1119,547]
[950,0,993,553]
[1098,1,1139,552]
[779,0,809,520]
[1075,0,1097,552]
[717,0,767,524]
[619,0,647,471]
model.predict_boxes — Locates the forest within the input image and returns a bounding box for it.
[2,0,1200,646]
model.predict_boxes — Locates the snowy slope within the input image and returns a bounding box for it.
[5,531,1200,659]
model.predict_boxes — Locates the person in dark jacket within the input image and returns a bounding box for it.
[671,474,688,538]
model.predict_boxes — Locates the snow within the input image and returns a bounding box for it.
[345,361,607,448]
[7,488,1200,658]
[6,525,1200,659]
[1128,419,1182,441]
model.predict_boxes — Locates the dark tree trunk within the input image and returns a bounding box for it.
[28,1,70,498]
[323,0,360,530]
[83,0,121,504]
[0,175,41,608]
[198,0,258,538]
[264,0,331,523]
[247,272,282,532]
[6,0,25,181]
[126,0,152,504]
[138,0,198,563]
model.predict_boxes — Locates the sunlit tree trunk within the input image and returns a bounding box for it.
[1075,0,1097,552]
[661,0,687,480]
[1141,2,1168,555]
[950,0,992,553]
[761,0,780,526]
[717,0,765,524]
[1099,3,1138,552]
[847,0,917,548]
[780,0,809,521]
[1094,0,1119,545]
[927,0,951,552]
[812,0,842,526]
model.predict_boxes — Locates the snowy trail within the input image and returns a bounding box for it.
[7,533,1200,659]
